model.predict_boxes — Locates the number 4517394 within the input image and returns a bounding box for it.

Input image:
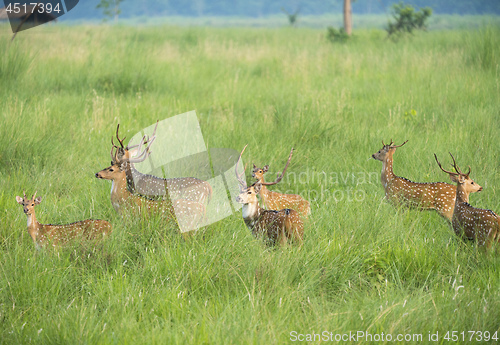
[6,3,62,14]
[444,331,498,342]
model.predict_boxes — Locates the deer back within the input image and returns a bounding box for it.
[41,219,112,247]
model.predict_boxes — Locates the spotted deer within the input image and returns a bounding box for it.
[96,138,205,231]
[251,148,311,217]
[372,140,479,221]
[16,191,111,249]
[435,153,499,248]
[236,146,304,245]
[112,123,212,205]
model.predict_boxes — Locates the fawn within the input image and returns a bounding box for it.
[435,153,499,248]
[236,146,303,245]
[16,191,111,249]
[372,140,479,221]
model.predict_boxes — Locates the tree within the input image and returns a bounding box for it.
[386,2,432,38]
[96,0,124,22]
[343,0,352,36]
[281,7,300,26]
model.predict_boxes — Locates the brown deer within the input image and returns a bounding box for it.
[372,140,479,221]
[251,148,311,217]
[435,153,499,248]
[96,139,205,232]
[111,123,212,205]
[16,191,111,249]
[236,146,304,245]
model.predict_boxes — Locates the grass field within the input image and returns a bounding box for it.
[1,20,500,344]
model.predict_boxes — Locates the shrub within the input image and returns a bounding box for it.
[386,2,432,38]
[326,26,350,43]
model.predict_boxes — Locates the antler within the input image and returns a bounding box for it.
[434,153,459,176]
[111,124,126,149]
[128,135,155,163]
[391,140,408,148]
[32,190,37,200]
[448,152,471,176]
[126,120,159,151]
[382,139,407,148]
[235,145,248,187]
[262,148,294,186]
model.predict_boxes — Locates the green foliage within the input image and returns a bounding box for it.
[96,0,124,21]
[0,40,33,86]
[326,26,350,43]
[387,2,432,38]
[1,25,500,343]
[465,25,500,70]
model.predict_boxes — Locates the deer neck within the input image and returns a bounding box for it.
[241,200,262,229]
[258,179,270,198]
[381,153,395,188]
[454,184,470,205]
[125,163,141,192]
[26,212,41,244]
[110,172,132,209]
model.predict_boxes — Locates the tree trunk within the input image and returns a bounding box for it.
[344,0,352,36]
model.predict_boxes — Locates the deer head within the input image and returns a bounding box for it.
[372,139,408,161]
[236,182,262,205]
[434,153,483,194]
[16,191,42,216]
[251,148,294,186]
[97,134,154,180]
[252,164,269,180]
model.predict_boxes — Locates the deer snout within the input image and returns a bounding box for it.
[95,172,102,179]
[479,186,483,192]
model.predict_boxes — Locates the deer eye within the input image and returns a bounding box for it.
[109,168,114,172]
[471,181,474,185]
[31,204,34,206]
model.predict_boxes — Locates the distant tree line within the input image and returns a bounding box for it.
[65,0,500,20]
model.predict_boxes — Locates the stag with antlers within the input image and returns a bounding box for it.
[435,153,499,248]
[372,140,480,220]
[111,122,212,205]
[235,145,303,246]
[96,136,205,231]
[251,148,311,218]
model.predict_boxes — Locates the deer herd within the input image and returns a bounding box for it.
[16,124,500,252]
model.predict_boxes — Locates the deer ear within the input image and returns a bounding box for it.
[449,174,464,184]
[263,165,269,172]
[252,164,257,169]
[34,197,42,205]
[16,196,23,205]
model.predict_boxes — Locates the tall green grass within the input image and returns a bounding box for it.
[0,23,499,344]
